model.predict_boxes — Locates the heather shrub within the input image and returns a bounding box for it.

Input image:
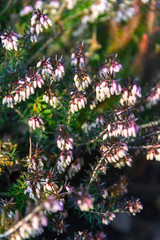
[0,1,159,239]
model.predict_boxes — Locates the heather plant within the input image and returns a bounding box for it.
[0,1,160,240]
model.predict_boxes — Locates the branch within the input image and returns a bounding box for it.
[14,108,28,125]
[139,119,160,129]
[89,156,105,184]
[76,118,138,148]
[26,1,67,67]
[26,35,56,66]
[0,0,12,17]
[128,144,160,149]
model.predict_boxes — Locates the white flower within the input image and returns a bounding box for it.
[1,31,19,51]
[28,116,44,130]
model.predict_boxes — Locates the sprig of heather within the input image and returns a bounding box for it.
[71,42,92,92]
[0,29,22,51]
[69,89,87,113]
[0,196,63,240]
[1,9,53,50]
[28,115,44,131]
[30,9,52,36]
[2,68,44,108]
[100,142,132,167]
[37,55,65,82]
[120,77,141,106]
[2,54,65,109]
[56,126,74,173]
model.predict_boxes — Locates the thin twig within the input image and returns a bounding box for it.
[26,35,55,66]
[139,119,160,129]
[128,144,160,149]
[89,156,105,184]
[89,142,118,184]
[0,0,12,17]
[14,108,28,124]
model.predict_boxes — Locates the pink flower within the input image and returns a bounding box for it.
[77,193,94,211]
[1,30,21,51]
[28,116,44,130]
[70,91,87,113]
[44,196,64,212]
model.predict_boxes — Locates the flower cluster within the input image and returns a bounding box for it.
[2,96,14,109]
[67,157,84,180]
[10,210,48,240]
[30,9,52,36]
[24,173,44,200]
[146,84,160,108]
[69,90,87,113]
[71,42,87,69]
[24,158,61,201]
[70,43,89,113]
[44,195,64,213]
[1,30,21,51]
[125,199,143,216]
[120,83,142,106]
[43,91,58,108]
[28,9,52,42]
[146,146,160,161]
[37,57,53,78]
[81,0,112,24]
[57,150,73,173]
[43,179,58,197]
[56,126,74,173]
[28,116,44,131]
[76,191,94,211]
[115,1,135,22]
[96,79,121,102]
[37,56,65,82]
[2,54,64,110]
[74,71,91,91]
[2,68,44,108]
[99,56,122,77]
[57,133,73,152]
[96,55,122,102]
[100,142,132,167]
[103,112,139,139]
[9,196,63,240]
[102,212,116,225]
